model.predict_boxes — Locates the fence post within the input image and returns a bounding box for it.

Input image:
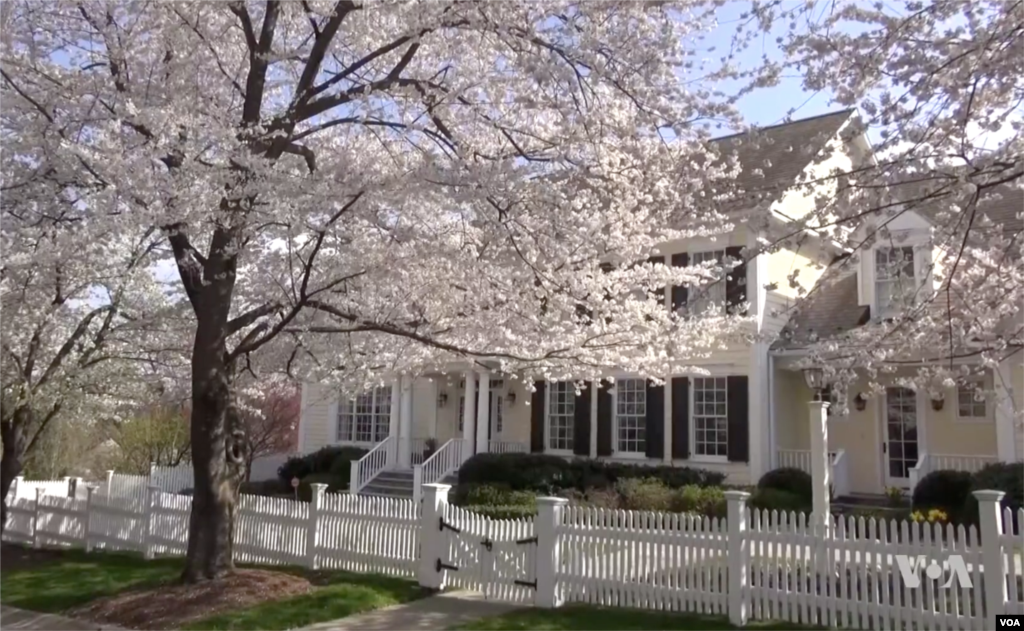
[10,475,22,500]
[149,462,157,487]
[535,496,568,609]
[975,489,1007,625]
[32,487,43,549]
[725,490,751,627]
[349,461,359,495]
[84,485,96,553]
[412,465,423,505]
[105,470,114,499]
[307,483,326,569]
[63,476,73,497]
[142,485,159,560]
[418,483,450,590]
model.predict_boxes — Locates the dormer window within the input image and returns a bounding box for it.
[874,246,916,317]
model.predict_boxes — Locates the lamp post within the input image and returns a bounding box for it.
[803,367,831,537]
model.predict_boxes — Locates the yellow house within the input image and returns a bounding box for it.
[770,186,1024,496]
[295,111,1022,499]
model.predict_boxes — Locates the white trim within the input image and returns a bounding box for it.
[544,381,576,455]
[690,376,730,462]
[589,381,599,459]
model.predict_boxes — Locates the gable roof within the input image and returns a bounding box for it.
[771,272,867,350]
[710,109,856,211]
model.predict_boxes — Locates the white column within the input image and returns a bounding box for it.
[748,344,769,479]
[476,371,490,454]
[463,372,477,457]
[399,376,413,467]
[808,399,831,533]
[389,379,401,465]
[995,359,1017,462]
[589,381,598,458]
[663,377,673,463]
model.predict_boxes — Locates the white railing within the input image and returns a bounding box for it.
[407,437,431,466]
[488,440,528,454]
[830,449,850,498]
[909,452,999,491]
[412,438,466,504]
[349,436,394,495]
[776,448,812,471]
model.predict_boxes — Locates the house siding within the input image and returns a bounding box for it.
[1014,362,1024,460]
[300,382,336,453]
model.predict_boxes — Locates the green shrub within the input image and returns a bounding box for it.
[457,453,724,495]
[616,477,674,512]
[963,462,1024,526]
[278,446,368,486]
[749,488,809,513]
[671,484,726,518]
[278,454,313,484]
[456,484,537,509]
[462,505,537,520]
[912,470,973,521]
[327,447,369,484]
[298,473,346,501]
[757,468,813,502]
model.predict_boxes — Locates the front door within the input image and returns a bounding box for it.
[883,387,919,488]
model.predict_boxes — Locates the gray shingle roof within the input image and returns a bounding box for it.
[771,273,867,350]
[710,109,856,210]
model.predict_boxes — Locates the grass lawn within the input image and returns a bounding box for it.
[0,546,428,630]
[452,605,822,630]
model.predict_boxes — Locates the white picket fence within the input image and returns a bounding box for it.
[7,477,75,500]
[150,464,193,494]
[4,483,419,578]
[6,480,1024,629]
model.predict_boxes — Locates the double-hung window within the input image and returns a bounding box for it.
[338,386,391,444]
[957,379,988,420]
[546,382,575,451]
[689,250,726,314]
[615,379,646,454]
[692,377,728,458]
[875,246,916,316]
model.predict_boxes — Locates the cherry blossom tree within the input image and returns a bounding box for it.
[1,1,757,580]
[724,0,1022,396]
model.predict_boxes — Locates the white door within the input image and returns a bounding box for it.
[883,387,919,488]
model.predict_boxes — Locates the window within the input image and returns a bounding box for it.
[546,382,575,451]
[875,246,916,315]
[693,377,728,458]
[957,380,988,419]
[615,379,646,454]
[338,386,391,443]
[689,250,726,314]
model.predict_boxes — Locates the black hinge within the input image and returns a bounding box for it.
[514,579,538,589]
[515,536,538,545]
[438,517,461,533]
[436,558,458,572]
[480,538,493,551]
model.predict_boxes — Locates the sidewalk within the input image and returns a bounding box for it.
[297,591,521,630]
[0,605,128,631]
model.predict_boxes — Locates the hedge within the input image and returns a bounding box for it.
[457,453,724,494]
[278,446,368,485]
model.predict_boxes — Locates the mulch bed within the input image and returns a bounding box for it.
[67,569,314,630]
[1,542,71,571]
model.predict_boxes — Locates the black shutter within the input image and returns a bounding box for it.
[597,382,613,456]
[671,377,690,460]
[649,255,665,306]
[727,375,749,462]
[671,253,689,312]
[645,381,665,459]
[725,246,747,315]
[530,380,546,453]
[573,384,592,456]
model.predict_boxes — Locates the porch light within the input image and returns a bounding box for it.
[930,392,945,411]
[803,367,826,392]
[437,391,448,408]
[853,393,867,412]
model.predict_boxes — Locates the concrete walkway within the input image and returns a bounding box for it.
[297,591,522,631]
[0,605,128,631]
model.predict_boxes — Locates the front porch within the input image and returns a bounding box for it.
[771,364,1013,496]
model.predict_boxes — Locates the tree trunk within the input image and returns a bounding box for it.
[0,407,31,532]
[181,320,246,582]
